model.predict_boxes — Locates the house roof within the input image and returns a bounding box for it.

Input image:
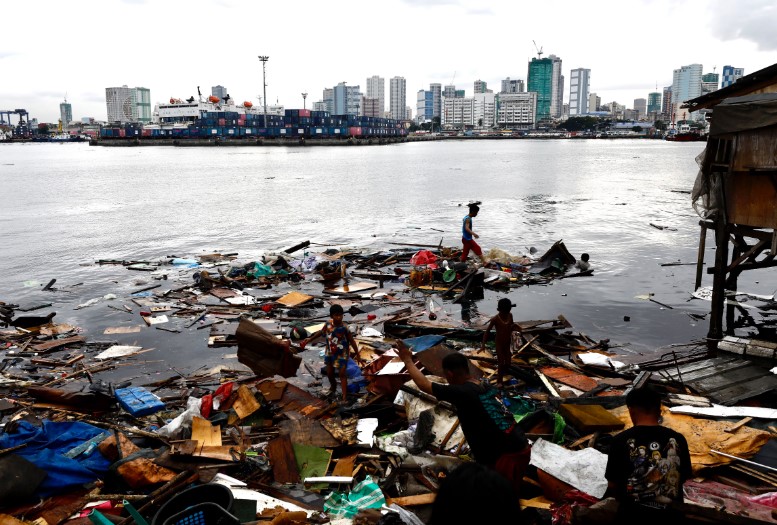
[684,62,777,112]
[709,93,777,136]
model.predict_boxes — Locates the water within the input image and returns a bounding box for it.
[1,139,758,374]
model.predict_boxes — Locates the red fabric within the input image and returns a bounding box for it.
[200,394,213,418]
[461,238,482,261]
[494,447,531,495]
[410,250,437,266]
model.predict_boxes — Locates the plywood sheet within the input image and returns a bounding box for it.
[104,325,143,334]
[541,367,599,392]
[192,416,222,447]
[233,384,261,419]
[276,291,313,308]
[324,282,378,295]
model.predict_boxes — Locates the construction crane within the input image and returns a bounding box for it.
[532,40,543,59]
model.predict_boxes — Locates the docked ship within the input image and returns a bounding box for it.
[100,94,406,141]
[665,123,706,142]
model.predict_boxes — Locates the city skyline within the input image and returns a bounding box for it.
[2,0,777,123]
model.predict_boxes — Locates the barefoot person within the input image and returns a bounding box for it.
[461,203,487,264]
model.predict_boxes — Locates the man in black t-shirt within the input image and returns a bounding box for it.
[397,341,529,493]
[605,387,692,521]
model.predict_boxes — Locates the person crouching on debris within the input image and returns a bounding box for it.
[301,304,363,402]
[482,298,521,389]
[461,203,487,265]
[397,341,530,495]
[604,387,692,524]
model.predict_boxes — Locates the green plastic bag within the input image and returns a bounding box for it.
[323,475,386,518]
[247,262,273,278]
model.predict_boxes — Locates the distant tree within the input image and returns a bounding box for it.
[38,123,50,135]
[632,126,643,133]
[558,116,600,132]
[408,123,420,132]
[654,120,667,131]
[477,118,484,128]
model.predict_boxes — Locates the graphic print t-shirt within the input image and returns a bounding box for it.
[605,425,692,509]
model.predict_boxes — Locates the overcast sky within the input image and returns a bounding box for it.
[3,0,777,123]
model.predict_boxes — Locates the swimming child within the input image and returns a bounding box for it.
[575,253,591,272]
[481,298,522,388]
[301,304,363,401]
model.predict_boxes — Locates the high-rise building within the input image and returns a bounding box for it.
[474,80,488,94]
[721,65,744,88]
[416,89,434,122]
[662,87,672,120]
[500,78,524,94]
[406,106,413,120]
[569,68,590,115]
[443,85,456,99]
[430,83,442,119]
[322,88,334,114]
[633,98,647,119]
[455,90,466,98]
[333,82,362,115]
[671,64,702,118]
[105,85,137,123]
[135,87,151,123]
[361,97,381,117]
[497,92,537,129]
[59,98,72,127]
[212,85,228,100]
[390,77,407,120]
[313,101,327,112]
[366,75,385,114]
[701,72,719,95]
[441,96,474,129]
[647,92,661,115]
[527,54,563,121]
[588,92,600,112]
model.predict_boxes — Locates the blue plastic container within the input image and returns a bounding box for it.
[115,387,165,417]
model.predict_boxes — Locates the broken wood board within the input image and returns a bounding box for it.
[209,287,238,299]
[233,385,261,419]
[104,325,143,334]
[236,319,301,379]
[280,417,341,448]
[541,367,599,392]
[258,379,287,402]
[385,493,436,506]
[319,416,359,446]
[323,282,378,295]
[276,291,314,308]
[170,440,240,462]
[332,453,358,477]
[559,404,625,433]
[267,435,301,484]
[192,417,222,447]
[30,336,85,354]
[142,315,168,326]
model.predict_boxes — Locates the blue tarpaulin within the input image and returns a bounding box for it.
[0,420,112,496]
[402,335,445,353]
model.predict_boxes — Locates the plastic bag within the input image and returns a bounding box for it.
[323,475,385,518]
[156,397,202,438]
[409,250,437,267]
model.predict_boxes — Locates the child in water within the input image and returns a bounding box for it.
[301,304,363,401]
[481,298,522,389]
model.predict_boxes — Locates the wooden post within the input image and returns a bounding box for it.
[695,222,707,291]
[708,220,729,351]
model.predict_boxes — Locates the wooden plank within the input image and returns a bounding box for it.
[559,404,625,433]
[104,325,143,334]
[233,385,261,419]
[332,454,358,477]
[541,367,599,392]
[324,282,378,295]
[30,336,85,353]
[280,418,341,448]
[385,493,436,506]
[257,379,287,402]
[192,417,222,446]
[266,435,301,484]
[709,375,777,405]
[276,291,314,308]
[519,496,553,510]
[724,417,753,433]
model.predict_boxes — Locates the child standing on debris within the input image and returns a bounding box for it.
[300,304,363,402]
[461,203,488,265]
[481,298,521,389]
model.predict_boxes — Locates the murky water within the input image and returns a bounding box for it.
[2,139,765,379]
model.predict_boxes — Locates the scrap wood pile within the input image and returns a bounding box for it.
[0,240,776,525]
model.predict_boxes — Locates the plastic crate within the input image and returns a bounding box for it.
[152,484,234,525]
[114,386,165,416]
[163,503,239,525]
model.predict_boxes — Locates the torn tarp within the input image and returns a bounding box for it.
[0,420,111,497]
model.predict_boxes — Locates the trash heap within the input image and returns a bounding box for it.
[1,241,776,525]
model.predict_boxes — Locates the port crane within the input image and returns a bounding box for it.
[532,40,543,59]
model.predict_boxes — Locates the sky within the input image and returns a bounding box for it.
[3,0,777,124]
